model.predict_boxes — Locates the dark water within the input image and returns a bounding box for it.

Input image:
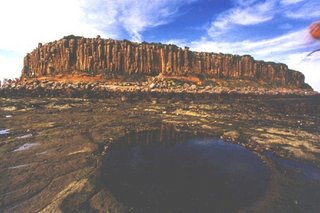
[102,130,270,213]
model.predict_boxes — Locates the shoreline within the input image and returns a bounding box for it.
[1,77,318,99]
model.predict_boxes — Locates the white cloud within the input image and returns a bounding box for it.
[192,29,314,55]
[284,0,320,19]
[0,54,23,81]
[233,0,259,6]
[81,0,196,41]
[209,0,320,38]
[0,0,106,52]
[209,0,276,37]
[161,39,188,47]
[279,51,320,91]
[280,0,304,5]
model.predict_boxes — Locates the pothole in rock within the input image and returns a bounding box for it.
[101,128,270,213]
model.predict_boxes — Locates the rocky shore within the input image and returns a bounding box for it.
[0,76,318,99]
[1,95,320,212]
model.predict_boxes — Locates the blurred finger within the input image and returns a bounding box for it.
[309,21,320,39]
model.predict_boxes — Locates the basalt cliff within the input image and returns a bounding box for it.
[22,35,308,88]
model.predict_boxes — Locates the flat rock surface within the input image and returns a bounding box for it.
[0,96,319,212]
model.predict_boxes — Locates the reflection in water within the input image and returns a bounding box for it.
[102,129,270,213]
[0,129,9,135]
[265,151,320,182]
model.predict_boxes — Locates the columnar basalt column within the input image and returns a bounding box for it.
[21,35,307,87]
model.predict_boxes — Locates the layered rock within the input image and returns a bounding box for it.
[22,35,307,87]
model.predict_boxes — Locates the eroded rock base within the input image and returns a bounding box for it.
[0,96,319,212]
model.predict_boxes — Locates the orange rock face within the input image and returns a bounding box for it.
[22,35,306,87]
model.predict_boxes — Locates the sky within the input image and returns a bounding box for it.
[0,0,319,90]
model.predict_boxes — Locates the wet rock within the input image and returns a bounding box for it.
[221,130,240,141]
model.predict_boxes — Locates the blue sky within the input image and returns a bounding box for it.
[0,0,319,90]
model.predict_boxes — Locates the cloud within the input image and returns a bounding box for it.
[284,0,320,19]
[81,0,196,41]
[0,54,23,81]
[280,0,304,5]
[208,0,276,37]
[0,0,106,53]
[280,51,320,91]
[208,0,320,38]
[192,29,313,55]
[161,39,188,47]
[233,0,259,6]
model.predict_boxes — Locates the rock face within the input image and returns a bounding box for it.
[22,35,307,87]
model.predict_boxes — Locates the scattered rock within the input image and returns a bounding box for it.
[149,83,156,89]
[183,83,190,88]
[3,106,17,111]
[190,85,197,90]
[121,96,128,102]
